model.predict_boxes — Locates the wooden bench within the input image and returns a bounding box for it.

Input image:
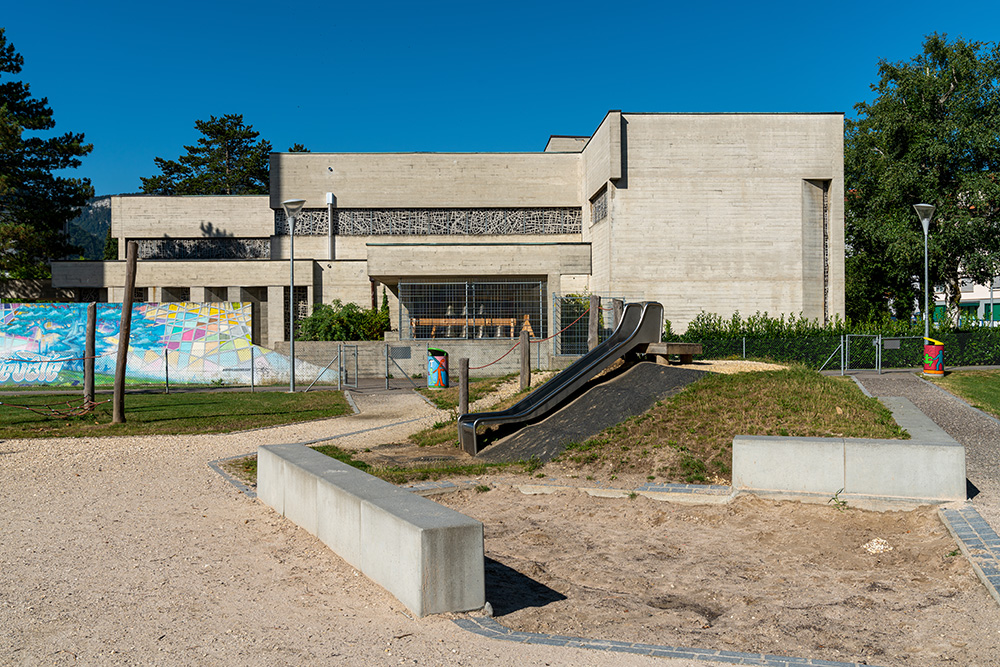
[410,315,535,339]
[640,342,703,365]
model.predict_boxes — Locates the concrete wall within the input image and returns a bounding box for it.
[366,242,591,286]
[277,338,562,378]
[257,444,484,617]
[597,113,845,330]
[110,195,271,248]
[732,397,966,506]
[270,152,582,209]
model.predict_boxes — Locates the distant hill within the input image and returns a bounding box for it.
[67,196,111,260]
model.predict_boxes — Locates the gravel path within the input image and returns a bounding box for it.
[853,371,1000,531]
[0,388,718,666]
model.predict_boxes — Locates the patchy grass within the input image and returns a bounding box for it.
[416,374,515,411]
[224,443,538,487]
[930,369,1000,419]
[553,366,907,483]
[0,391,352,438]
[410,374,545,448]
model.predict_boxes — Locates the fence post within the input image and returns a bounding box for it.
[84,302,96,407]
[113,241,138,424]
[250,346,255,393]
[588,295,600,351]
[164,348,169,394]
[459,357,469,415]
[520,329,531,391]
[742,336,746,359]
[841,334,845,376]
[385,343,390,390]
[612,298,624,332]
[338,343,343,391]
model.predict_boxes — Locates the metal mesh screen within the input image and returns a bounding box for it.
[398,281,546,340]
[551,293,636,355]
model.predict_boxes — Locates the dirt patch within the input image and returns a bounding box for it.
[438,484,1000,666]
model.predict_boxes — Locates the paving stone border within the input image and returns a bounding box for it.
[453,615,880,666]
[939,505,1000,606]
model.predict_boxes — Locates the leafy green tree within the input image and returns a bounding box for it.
[288,143,310,153]
[0,28,93,278]
[140,114,272,195]
[845,33,1000,321]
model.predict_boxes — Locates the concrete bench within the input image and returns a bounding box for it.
[257,443,484,616]
[642,342,704,365]
[732,397,966,506]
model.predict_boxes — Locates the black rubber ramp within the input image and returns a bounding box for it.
[477,362,706,463]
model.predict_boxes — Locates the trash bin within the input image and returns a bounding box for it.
[427,347,448,388]
[923,337,944,376]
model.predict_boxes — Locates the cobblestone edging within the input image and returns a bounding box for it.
[939,505,1000,606]
[453,615,880,666]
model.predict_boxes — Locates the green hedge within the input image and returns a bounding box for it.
[671,311,1000,369]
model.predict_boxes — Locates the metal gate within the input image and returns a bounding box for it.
[845,334,879,372]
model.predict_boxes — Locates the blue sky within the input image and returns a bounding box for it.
[4,0,999,196]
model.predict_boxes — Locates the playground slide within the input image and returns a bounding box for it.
[457,301,664,456]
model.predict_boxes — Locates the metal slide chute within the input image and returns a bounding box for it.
[457,301,664,455]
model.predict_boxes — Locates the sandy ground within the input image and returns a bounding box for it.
[3,363,999,666]
[438,484,1000,666]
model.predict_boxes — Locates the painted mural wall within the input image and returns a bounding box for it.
[0,302,305,386]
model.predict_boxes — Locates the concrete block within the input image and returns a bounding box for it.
[733,436,844,494]
[257,443,484,617]
[844,438,966,501]
[361,493,484,617]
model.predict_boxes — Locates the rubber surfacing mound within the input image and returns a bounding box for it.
[476,361,706,463]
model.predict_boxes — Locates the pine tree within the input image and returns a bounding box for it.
[0,28,93,279]
[140,114,273,195]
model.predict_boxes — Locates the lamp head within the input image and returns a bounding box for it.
[282,199,306,218]
[913,203,935,235]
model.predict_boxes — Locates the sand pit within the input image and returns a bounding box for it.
[438,484,1000,666]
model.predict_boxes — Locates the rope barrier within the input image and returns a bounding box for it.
[469,305,592,370]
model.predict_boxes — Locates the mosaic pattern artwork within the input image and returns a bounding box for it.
[0,302,301,386]
[275,207,583,236]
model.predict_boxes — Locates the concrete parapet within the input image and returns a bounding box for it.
[732,398,966,505]
[258,444,484,616]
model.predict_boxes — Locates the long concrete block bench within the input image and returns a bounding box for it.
[732,397,966,506]
[257,443,484,617]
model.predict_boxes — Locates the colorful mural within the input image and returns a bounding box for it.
[0,302,304,386]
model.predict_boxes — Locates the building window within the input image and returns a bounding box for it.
[398,280,546,340]
[283,286,308,340]
[205,286,228,303]
[132,287,147,303]
[161,287,191,302]
[275,207,583,236]
[590,188,608,224]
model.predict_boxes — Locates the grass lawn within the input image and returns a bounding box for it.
[0,390,352,438]
[552,366,907,483]
[930,369,1000,418]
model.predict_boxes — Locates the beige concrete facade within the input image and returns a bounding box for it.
[51,110,845,348]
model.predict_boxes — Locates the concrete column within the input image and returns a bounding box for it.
[108,287,124,303]
[267,285,286,343]
[227,286,243,303]
[190,286,207,303]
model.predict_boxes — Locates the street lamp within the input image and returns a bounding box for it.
[283,198,306,392]
[913,203,935,339]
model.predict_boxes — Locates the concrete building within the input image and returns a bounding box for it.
[51,111,845,349]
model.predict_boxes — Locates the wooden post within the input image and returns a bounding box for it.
[520,329,530,391]
[84,302,96,408]
[458,358,469,416]
[612,298,624,333]
[112,241,138,424]
[588,294,601,351]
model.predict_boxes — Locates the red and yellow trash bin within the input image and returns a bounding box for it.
[923,337,944,376]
